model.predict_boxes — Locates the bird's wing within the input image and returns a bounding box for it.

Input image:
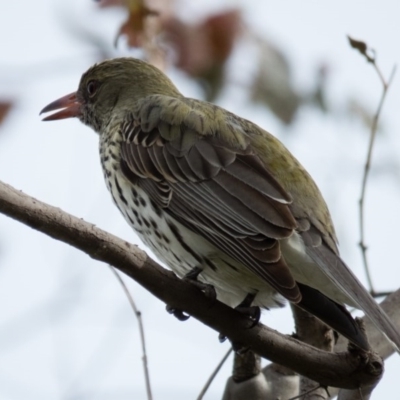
[120,95,400,350]
[120,95,301,302]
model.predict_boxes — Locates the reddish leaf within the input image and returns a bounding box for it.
[204,10,241,65]
[98,0,158,47]
[122,1,158,47]
[162,18,208,76]
[162,10,241,99]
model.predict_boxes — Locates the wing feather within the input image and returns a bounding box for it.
[213,171,295,228]
[162,146,186,182]
[225,158,291,204]
[150,144,178,183]
[194,139,236,167]
[118,98,301,301]
[165,188,299,298]
[116,95,400,351]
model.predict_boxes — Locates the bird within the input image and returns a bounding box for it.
[40,57,400,352]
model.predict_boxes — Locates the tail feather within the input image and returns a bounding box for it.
[297,283,369,350]
[306,245,400,352]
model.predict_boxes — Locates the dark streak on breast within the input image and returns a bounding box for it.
[114,177,128,206]
[168,221,202,263]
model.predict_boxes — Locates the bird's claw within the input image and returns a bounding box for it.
[232,342,250,354]
[165,305,190,321]
[165,266,218,322]
[218,306,258,351]
[235,293,261,328]
[183,266,217,301]
[218,333,227,343]
[218,334,249,354]
[236,305,261,328]
[184,279,217,301]
[217,293,260,344]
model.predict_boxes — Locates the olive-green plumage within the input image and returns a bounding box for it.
[41,57,400,352]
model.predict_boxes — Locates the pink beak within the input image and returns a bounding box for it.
[40,92,81,121]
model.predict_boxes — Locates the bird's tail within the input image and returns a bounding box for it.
[306,245,400,352]
[297,283,370,350]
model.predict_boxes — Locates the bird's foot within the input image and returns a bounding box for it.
[218,293,261,344]
[218,336,250,354]
[235,293,261,328]
[165,267,216,322]
[183,266,217,301]
[232,342,250,354]
[165,305,190,321]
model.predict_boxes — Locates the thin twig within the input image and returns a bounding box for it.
[109,266,153,400]
[288,384,322,400]
[358,63,396,294]
[371,290,393,299]
[197,347,233,400]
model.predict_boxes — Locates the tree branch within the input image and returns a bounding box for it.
[0,180,395,390]
[291,305,334,399]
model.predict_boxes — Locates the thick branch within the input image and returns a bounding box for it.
[292,305,334,399]
[0,180,394,389]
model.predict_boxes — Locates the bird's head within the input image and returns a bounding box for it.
[40,58,181,133]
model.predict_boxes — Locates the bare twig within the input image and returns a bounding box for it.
[348,35,397,295]
[109,266,153,400]
[359,64,396,294]
[338,384,383,400]
[288,384,323,400]
[197,347,233,400]
[0,180,393,389]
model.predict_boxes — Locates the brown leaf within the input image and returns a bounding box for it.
[162,18,208,78]
[98,0,158,47]
[119,0,158,47]
[347,35,374,63]
[204,10,241,64]
[0,102,12,126]
[162,9,241,99]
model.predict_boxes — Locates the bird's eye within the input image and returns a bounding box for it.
[87,80,98,97]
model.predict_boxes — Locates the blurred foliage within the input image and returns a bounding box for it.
[0,2,380,134]
[0,101,12,127]
[91,0,379,129]
[95,0,306,122]
[98,0,159,47]
[0,2,381,138]
[250,39,302,124]
[162,9,241,101]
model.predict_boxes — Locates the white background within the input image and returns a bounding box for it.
[0,1,399,399]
